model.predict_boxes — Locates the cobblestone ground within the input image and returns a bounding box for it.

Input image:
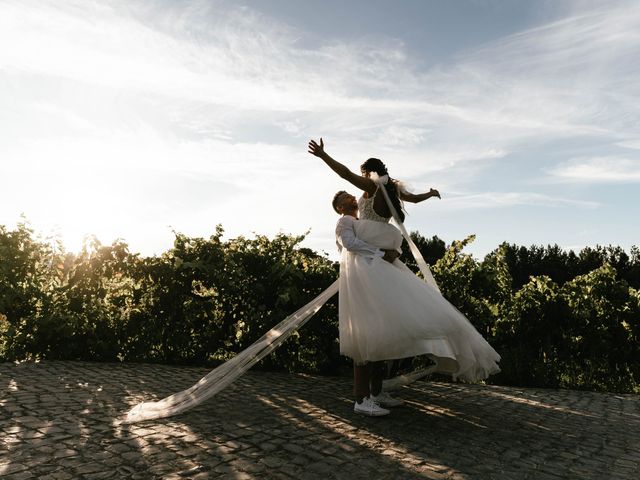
[1,361,638,479]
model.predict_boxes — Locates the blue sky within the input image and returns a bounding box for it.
[1,0,638,259]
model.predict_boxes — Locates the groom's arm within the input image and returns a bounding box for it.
[336,217,384,260]
[336,217,398,263]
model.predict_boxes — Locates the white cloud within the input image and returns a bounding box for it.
[450,2,640,140]
[0,1,329,111]
[3,0,639,141]
[0,0,539,183]
[429,191,600,211]
[617,139,640,150]
[547,156,640,183]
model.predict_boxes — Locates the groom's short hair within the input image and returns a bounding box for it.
[332,190,348,214]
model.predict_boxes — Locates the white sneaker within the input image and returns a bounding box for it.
[371,391,403,408]
[354,397,390,416]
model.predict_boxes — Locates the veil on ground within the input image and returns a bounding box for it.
[123,178,439,423]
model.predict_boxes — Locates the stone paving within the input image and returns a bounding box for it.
[1,361,639,480]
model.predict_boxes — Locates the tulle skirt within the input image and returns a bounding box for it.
[339,220,500,382]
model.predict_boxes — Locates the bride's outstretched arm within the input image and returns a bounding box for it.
[401,188,441,204]
[308,138,376,194]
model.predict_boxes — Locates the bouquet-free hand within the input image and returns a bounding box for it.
[308,138,325,158]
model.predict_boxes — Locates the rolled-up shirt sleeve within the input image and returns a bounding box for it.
[335,216,384,260]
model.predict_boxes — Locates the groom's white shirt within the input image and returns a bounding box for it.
[335,216,384,261]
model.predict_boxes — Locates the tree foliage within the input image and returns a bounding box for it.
[0,222,638,393]
[0,224,340,373]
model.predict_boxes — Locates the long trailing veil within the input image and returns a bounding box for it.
[123,177,438,423]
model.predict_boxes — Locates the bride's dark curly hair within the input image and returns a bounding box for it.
[360,158,405,222]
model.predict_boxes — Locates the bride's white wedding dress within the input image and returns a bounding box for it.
[339,190,500,382]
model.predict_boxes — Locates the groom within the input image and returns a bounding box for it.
[333,190,404,417]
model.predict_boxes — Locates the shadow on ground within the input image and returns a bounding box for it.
[1,361,638,479]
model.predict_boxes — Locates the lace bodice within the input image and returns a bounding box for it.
[358,189,391,223]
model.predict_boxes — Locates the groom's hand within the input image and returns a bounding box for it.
[382,249,399,263]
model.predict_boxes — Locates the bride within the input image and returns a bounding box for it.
[309,138,500,386]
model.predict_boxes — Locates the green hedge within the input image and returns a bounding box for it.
[1,222,638,393]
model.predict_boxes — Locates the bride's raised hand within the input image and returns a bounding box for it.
[308,138,325,158]
[306,138,376,193]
